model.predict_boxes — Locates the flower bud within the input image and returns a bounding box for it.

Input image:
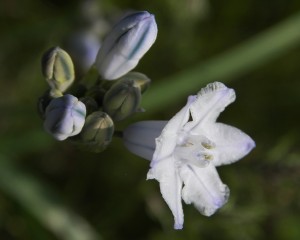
[44,94,86,141]
[95,11,158,80]
[77,111,114,153]
[119,72,151,94]
[103,79,141,121]
[41,47,75,92]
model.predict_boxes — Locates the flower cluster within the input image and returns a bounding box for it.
[39,11,157,152]
[38,9,255,230]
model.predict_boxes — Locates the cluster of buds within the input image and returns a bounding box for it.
[38,11,157,152]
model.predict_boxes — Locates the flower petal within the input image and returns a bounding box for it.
[162,95,197,134]
[151,95,197,163]
[147,156,184,229]
[184,82,236,132]
[203,123,255,166]
[146,95,198,229]
[123,121,167,160]
[179,164,229,216]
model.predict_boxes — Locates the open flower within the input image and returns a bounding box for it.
[123,82,255,229]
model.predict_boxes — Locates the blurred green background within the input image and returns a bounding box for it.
[1,0,300,239]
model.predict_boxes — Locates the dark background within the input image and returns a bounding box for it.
[1,0,300,239]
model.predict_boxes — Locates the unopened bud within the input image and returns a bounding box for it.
[95,11,157,80]
[78,111,114,152]
[44,94,86,141]
[103,79,141,121]
[119,72,151,94]
[41,47,75,92]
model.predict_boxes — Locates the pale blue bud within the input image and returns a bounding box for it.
[95,11,158,80]
[123,121,167,160]
[44,94,86,141]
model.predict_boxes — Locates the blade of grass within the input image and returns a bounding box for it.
[142,12,300,113]
[0,156,101,240]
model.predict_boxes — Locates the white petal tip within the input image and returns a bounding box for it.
[197,82,236,104]
[54,135,68,141]
[146,170,154,180]
[174,223,183,230]
[241,137,256,157]
[247,139,256,152]
[198,203,224,217]
[187,95,197,104]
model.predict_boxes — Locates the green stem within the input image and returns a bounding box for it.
[142,12,300,114]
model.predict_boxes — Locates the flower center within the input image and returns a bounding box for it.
[174,134,215,167]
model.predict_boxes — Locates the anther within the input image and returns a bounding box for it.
[204,154,214,160]
[201,141,215,149]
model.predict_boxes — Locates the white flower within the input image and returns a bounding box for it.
[123,82,255,229]
[44,94,86,141]
[95,11,158,80]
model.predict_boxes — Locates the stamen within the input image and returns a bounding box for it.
[201,139,215,149]
[182,141,193,147]
[204,154,213,160]
[174,134,215,168]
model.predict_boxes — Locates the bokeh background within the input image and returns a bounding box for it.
[1,0,300,239]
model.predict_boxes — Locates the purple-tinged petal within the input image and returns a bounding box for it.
[202,123,255,166]
[179,164,229,216]
[184,82,236,132]
[151,95,197,165]
[147,156,184,230]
